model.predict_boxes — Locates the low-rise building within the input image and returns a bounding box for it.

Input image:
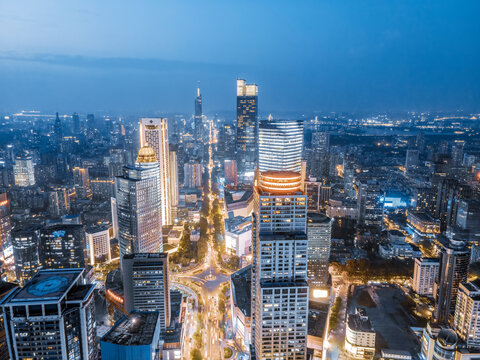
[407,210,441,242]
[345,308,376,360]
[224,215,252,257]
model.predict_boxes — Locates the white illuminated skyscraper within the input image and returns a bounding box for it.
[14,152,35,187]
[258,119,304,173]
[115,146,163,259]
[139,118,172,226]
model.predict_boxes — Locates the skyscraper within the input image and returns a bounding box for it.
[435,238,470,324]
[357,179,384,228]
[13,152,35,187]
[0,193,11,256]
[139,118,172,226]
[54,112,63,149]
[169,149,179,221]
[194,86,203,142]
[236,79,258,179]
[183,162,203,189]
[258,119,304,173]
[307,212,332,294]
[1,268,97,360]
[12,226,41,285]
[73,167,92,199]
[39,223,87,269]
[115,146,163,259]
[122,253,170,331]
[72,112,80,134]
[251,170,309,359]
[453,279,480,348]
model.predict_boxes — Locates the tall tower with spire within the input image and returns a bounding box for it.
[54,112,63,149]
[194,85,203,143]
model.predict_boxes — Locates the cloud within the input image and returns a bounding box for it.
[0,52,241,73]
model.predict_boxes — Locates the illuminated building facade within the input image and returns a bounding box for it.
[236,79,258,179]
[412,258,439,296]
[345,309,376,360]
[357,179,384,228]
[0,194,11,255]
[115,147,163,259]
[407,210,441,242]
[307,213,332,293]
[12,226,41,285]
[194,87,203,143]
[183,162,203,189]
[435,238,470,324]
[39,223,87,270]
[258,119,304,173]
[122,253,170,331]
[169,149,179,221]
[251,170,308,359]
[73,167,92,199]
[0,269,97,360]
[86,226,111,265]
[224,159,237,188]
[453,279,480,348]
[13,152,35,187]
[139,118,172,226]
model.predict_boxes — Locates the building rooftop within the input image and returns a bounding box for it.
[123,253,168,260]
[308,303,329,338]
[347,312,374,333]
[231,265,252,317]
[307,212,331,224]
[9,269,83,303]
[102,311,160,346]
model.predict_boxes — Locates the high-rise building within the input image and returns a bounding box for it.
[73,167,92,199]
[54,112,63,148]
[139,118,172,226]
[456,200,480,232]
[405,149,419,173]
[236,79,258,178]
[453,279,480,348]
[183,162,203,189]
[115,147,163,259]
[357,179,383,228]
[258,119,304,173]
[72,112,80,134]
[39,223,87,269]
[1,268,97,360]
[169,149,179,221]
[14,152,35,187]
[251,170,308,359]
[122,253,170,331]
[412,258,440,296]
[312,131,330,155]
[12,226,41,285]
[101,311,163,360]
[0,194,11,255]
[47,187,70,217]
[194,87,203,143]
[435,238,470,324]
[224,159,237,188]
[86,225,111,265]
[86,113,95,129]
[307,213,332,294]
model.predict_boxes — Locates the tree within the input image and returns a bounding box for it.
[191,348,202,360]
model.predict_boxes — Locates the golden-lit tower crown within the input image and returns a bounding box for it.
[136,146,157,163]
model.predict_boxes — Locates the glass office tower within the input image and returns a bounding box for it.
[236,79,258,179]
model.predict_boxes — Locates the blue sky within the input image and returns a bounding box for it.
[0,0,479,114]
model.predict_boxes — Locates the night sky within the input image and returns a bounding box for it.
[1,0,479,114]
